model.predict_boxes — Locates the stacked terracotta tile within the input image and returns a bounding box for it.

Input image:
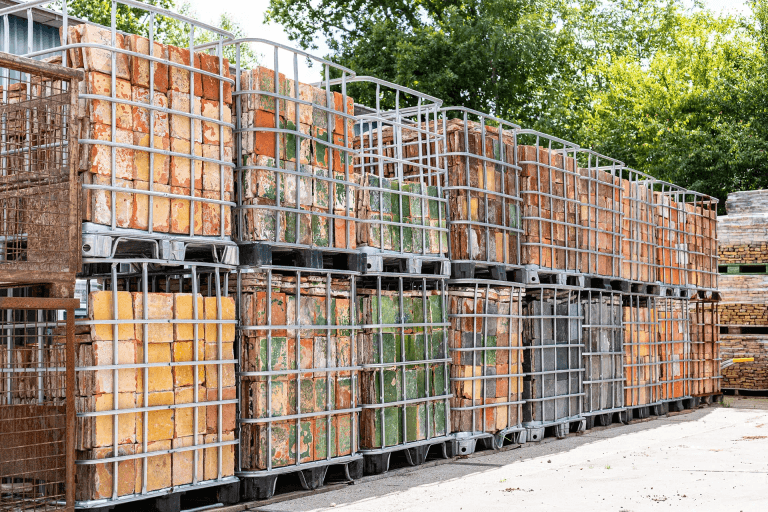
[447,286,522,433]
[623,296,661,406]
[441,119,520,266]
[357,288,449,448]
[237,273,356,469]
[73,290,235,500]
[654,192,686,286]
[689,301,720,396]
[238,67,357,249]
[63,24,234,236]
[518,146,579,271]
[685,202,718,290]
[577,167,622,277]
[354,127,448,256]
[657,298,691,399]
[620,177,655,282]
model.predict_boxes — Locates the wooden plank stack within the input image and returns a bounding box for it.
[237,272,357,470]
[446,285,523,434]
[238,68,357,249]
[62,24,235,236]
[357,287,449,449]
[74,290,236,500]
[440,119,520,267]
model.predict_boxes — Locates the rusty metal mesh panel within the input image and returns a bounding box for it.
[0,297,75,511]
[0,67,76,275]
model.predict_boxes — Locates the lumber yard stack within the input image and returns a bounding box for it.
[718,190,768,391]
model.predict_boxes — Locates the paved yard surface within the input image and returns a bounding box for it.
[245,397,768,512]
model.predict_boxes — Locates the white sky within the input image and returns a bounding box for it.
[186,0,752,82]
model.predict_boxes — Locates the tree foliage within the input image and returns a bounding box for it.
[267,0,768,209]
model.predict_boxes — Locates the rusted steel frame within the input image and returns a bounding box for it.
[0,50,85,81]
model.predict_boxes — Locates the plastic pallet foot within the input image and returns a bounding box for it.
[240,243,272,266]
[345,459,364,481]
[572,420,587,433]
[526,427,545,442]
[297,249,323,269]
[619,410,631,424]
[489,265,507,281]
[405,444,430,466]
[241,475,279,500]
[217,482,240,506]
[652,403,668,416]
[554,423,569,439]
[298,466,328,491]
[447,438,475,457]
[364,452,391,475]
[584,416,595,430]
[345,252,367,273]
[671,400,685,413]
[154,492,181,512]
[478,436,496,452]
[516,430,527,444]
[596,413,612,427]
[452,262,476,279]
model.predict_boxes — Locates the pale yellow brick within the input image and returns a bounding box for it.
[132,292,174,343]
[173,293,205,341]
[89,291,134,341]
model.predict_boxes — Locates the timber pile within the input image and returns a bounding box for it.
[518,146,580,272]
[357,288,449,448]
[238,69,357,248]
[440,119,520,266]
[237,273,356,469]
[62,24,234,236]
[717,190,768,390]
[72,291,235,500]
[447,286,522,433]
[354,127,447,256]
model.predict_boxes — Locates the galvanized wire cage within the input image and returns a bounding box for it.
[516,131,581,276]
[0,50,82,289]
[0,0,240,263]
[684,191,718,294]
[580,288,623,418]
[689,300,720,396]
[575,150,624,278]
[232,40,359,256]
[522,285,584,438]
[622,292,661,408]
[446,280,524,450]
[73,261,237,506]
[235,266,361,497]
[0,293,77,512]
[351,78,449,274]
[652,181,688,288]
[439,108,522,280]
[656,296,692,401]
[620,168,656,284]
[357,273,451,457]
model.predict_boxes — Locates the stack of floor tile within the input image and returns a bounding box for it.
[440,118,520,268]
[237,68,357,249]
[357,287,449,449]
[74,290,236,500]
[63,24,234,236]
[237,272,356,469]
[446,285,523,434]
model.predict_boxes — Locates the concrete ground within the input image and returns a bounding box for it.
[243,397,768,512]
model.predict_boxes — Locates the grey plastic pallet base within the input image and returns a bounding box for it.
[522,265,585,287]
[525,427,545,442]
[360,247,450,275]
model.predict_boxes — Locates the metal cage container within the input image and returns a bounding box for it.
[439,108,523,281]
[447,280,525,453]
[581,288,623,423]
[2,0,241,264]
[620,168,656,284]
[232,40,360,264]
[657,296,692,401]
[0,50,82,291]
[652,181,688,289]
[73,259,238,508]
[689,299,721,397]
[575,150,624,279]
[351,78,449,275]
[522,285,585,440]
[235,266,362,499]
[684,191,718,296]
[516,131,581,280]
[0,292,77,512]
[357,272,451,473]
[622,292,661,409]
